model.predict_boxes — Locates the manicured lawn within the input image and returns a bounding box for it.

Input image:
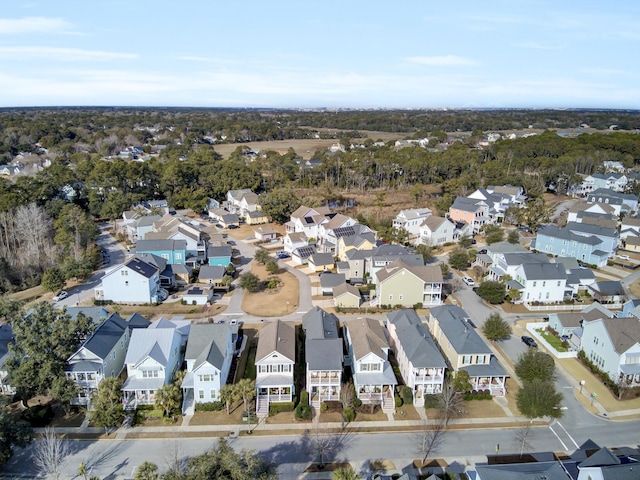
[536,328,568,352]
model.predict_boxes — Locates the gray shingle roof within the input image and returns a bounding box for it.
[520,263,567,281]
[302,306,339,340]
[344,318,389,362]
[306,338,342,371]
[76,313,128,360]
[256,320,295,363]
[184,323,232,371]
[124,257,158,278]
[135,239,187,252]
[475,461,571,480]
[207,245,232,257]
[310,253,334,266]
[126,313,151,329]
[428,305,492,355]
[198,265,226,280]
[566,221,617,238]
[537,225,601,245]
[125,328,179,367]
[320,273,346,289]
[387,310,445,368]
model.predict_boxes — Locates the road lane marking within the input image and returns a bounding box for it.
[556,421,580,449]
[548,425,568,450]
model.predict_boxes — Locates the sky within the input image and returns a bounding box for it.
[1,1,640,109]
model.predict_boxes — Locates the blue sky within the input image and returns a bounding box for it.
[1,1,639,109]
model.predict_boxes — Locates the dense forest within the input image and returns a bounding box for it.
[1,107,640,293]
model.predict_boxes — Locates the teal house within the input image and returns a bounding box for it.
[207,245,233,267]
[135,239,187,265]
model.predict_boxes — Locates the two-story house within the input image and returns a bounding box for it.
[95,256,164,304]
[65,313,139,406]
[581,315,640,386]
[302,307,342,406]
[449,197,490,233]
[134,239,187,265]
[343,318,397,412]
[385,310,446,406]
[365,244,423,283]
[532,225,610,267]
[374,259,443,307]
[512,262,568,304]
[317,213,357,254]
[336,224,377,261]
[255,320,295,417]
[428,305,508,396]
[587,188,638,215]
[417,215,457,247]
[392,208,433,237]
[147,215,207,259]
[207,245,233,267]
[226,189,260,218]
[122,327,183,409]
[181,323,238,415]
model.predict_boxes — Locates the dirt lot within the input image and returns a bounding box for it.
[241,261,299,317]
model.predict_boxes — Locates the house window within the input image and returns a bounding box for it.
[121,270,128,276]
[557,281,561,286]
[533,281,536,287]
[198,390,204,400]
[389,295,393,301]
[142,370,159,378]
[175,253,182,259]
[125,281,129,286]
[210,389,216,399]
[542,281,546,287]
[462,355,471,365]
[199,374,214,382]
[399,294,404,301]
[161,254,169,260]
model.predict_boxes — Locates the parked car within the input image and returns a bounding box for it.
[52,291,69,302]
[277,251,290,259]
[157,288,169,302]
[228,225,239,229]
[617,254,630,261]
[462,276,475,286]
[521,336,537,348]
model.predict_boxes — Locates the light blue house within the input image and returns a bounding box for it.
[134,239,187,265]
[566,222,618,257]
[532,225,610,267]
[207,245,233,267]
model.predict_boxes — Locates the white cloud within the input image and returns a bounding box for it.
[406,55,478,67]
[0,46,138,61]
[0,16,71,34]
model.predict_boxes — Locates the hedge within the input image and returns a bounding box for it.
[195,401,225,412]
[343,407,356,422]
[269,402,295,415]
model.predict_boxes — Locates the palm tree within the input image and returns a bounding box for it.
[236,378,256,415]
[332,467,360,479]
[219,384,238,415]
[134,461,159,480]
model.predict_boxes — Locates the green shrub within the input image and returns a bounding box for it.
[353,397,362,408]
[295,390,312,420]
[320,402,329,412]
[578,350,619,396]
[342,407,356,422]
[424,394,439,408]
[463,393,493,401]
[394,395,403,408]
[400,386,413,405]
[393,366,402,379]
[269,402,295,415]
[195,401,225,412]
[21,404,54,427]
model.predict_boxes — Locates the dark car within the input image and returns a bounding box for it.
[228,225,239,229]
[521,336,537,348]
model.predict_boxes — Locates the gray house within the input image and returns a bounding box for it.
[385,310,446,406]
[302,307,342,406]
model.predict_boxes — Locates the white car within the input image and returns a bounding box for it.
[52,291,69,302]
[617,254,630,261]
[462,276,475,287]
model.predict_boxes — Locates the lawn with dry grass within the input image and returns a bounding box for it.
[190,404,246,426]
[393,405,421,421]
[241,261,299,317]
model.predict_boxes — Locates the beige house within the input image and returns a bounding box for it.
[337,231,376,261]
[374,259,443,307]
[247,210,270,225]
[255,320,295,417]
[333,283,362,309]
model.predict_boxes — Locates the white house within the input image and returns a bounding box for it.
[283,232,310,254]
[255,320,295,418]
[392,208,432,237]
[512,262,568,304]
[285,205,331,237]
[181,323,238,415]
[581,316,640,385]
[122,327,183,409]
[385,310,446,407]
[343,318,397,412]
[65,313,130,406]
[302,307,342,406]
[417,215,456,247]
[94,257,164,305]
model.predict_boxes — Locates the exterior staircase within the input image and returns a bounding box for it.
[256,396,269,418]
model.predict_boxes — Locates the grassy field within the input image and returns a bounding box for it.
[241,261,299,317]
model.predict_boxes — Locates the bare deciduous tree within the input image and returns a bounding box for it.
[33,427,69,480]
[438,383,464,426]
[414,419,446,464]
[340,381,356,408]
[514,423,533,458]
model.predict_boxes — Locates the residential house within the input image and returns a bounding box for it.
[475,462,572,480]
[623,235,640,253]
[581,173,628,193]
[577,446,640,480]
[343,249,369,284]
[343,318,397,412]
[581,315,640,385]
[620,216,640,241]
[567,202,616,224]
[122,326,183,409]
[134,239,187,265]
[124,214,162,243]
[291,246,316,265]
[220,213,240,228]
[319,273,345,296]
[309,252,334,272]
[365,244,424,282]
[207,245,233,267]
[417,215,456,247]
[283,232,310,255]
[0,326,14,395]
[246,210,270,225]
[548,304,613,349]
[254,225,277,242]
[511,262,568,304]
[146,215,206,259]
[485,251,550,283]
[392,208,433,237]
[95,256,164,304]
[255,320,295,417]
[374,259,443,307]
[226,189,260,217]
[317,213,356,253]
[448,197,490,233]
[333,283,362,309]
[65,313,131,406]
[385,310,446,406]
[428,305,508,395]
[566,221,619,257]
[335,224,377,261]
[532,225,610,267]
[181,323,238,415]
[285,205,331,237]
[198,265,229,290]
[587,281,626,304]
[587,188,638,215]
[302,307,342,406]
[182,286,213,305]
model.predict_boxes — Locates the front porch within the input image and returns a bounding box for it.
[256,385,293,417]
[122,389,157,410]
[309,384,341,406]
[357,385,394,412]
